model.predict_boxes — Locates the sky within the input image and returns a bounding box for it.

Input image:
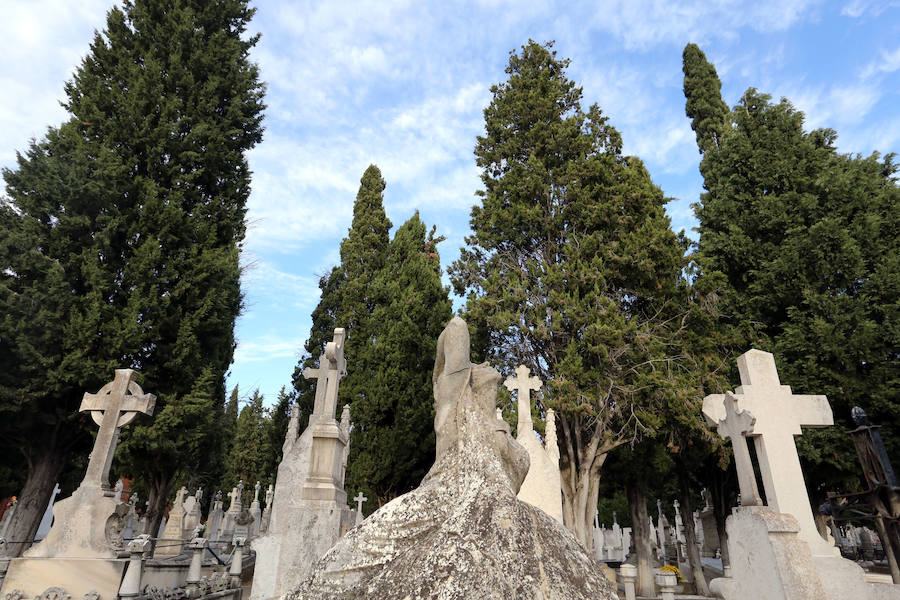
[1,0,898,406]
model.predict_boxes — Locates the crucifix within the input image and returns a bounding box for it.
[303,328,347,419]
[354,492,367,514]
[703,349,833,554]
[504,364,542,435]
[80,369,156,491]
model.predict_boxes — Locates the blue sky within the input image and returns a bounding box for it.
[2,0,898,406]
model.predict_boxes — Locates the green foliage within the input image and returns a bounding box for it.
[684,43,900,497]
[682,44,730,155]
[346,213,452,511]
[449,41,694,537]
[224,390,274,490]
[292,165,392,427]
[0,0,265,534]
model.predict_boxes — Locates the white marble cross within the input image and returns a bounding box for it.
[354,492,367,514]
[303,328,347,419]
[80,369,156,490]
[710,392,763,507]
[504,365,542,434]
[703,349,833,554]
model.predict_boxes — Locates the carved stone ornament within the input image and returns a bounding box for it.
[3,591,26,600]
[104,503,130,549]
[36,589,72,600]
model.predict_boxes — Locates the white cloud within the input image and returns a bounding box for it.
[862,46,900,78]
[841,0,900,17]
[233,334,306,363]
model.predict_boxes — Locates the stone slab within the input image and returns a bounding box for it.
[1,557,126,597]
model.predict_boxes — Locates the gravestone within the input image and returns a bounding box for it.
[155,487,189,557]
[207,491,224,545]
[504,365,563,523]
[2,370,155,598]
[287,317,615,600]
[220,482,242,542]
[182,489,200,534]
[353,493,367,527]
[250,329,356,599]
[249,482,262,539]
[259,484,274,534]
[703,349,899,600]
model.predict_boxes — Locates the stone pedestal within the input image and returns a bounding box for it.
[1,557,127,597]
[700,508,720,557]
[24,486,124,559]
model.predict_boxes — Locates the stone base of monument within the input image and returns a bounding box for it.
[708,507,900,600]
[250,501,355,599]
[25,486,125,559]
[1,557,126,597]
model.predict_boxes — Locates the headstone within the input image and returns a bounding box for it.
[504,364,563,523]
[703,349,897,600]
[286,316,616,600]
[113,479,124,504]
[353,492,367,527]
[251,329,357,599]
[249,481,262,539]
[2,370,154,598]
[155,486,188,557]
[34,483,61,542]
[24,369,155,559]
[221,482,242,541]
[182,489,200,534]
[207,491,224,544]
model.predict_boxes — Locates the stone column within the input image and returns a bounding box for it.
[619,564,637,600]
[230,537,246,587]
[119,534,152,598]
[186,537,208,588]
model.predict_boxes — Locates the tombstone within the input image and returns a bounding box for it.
[220,482,242,542]
[504,364,563,523]
[249,481,262,539]
[206,491,224,544]
[354,492,367,527]
[113,479,124,504]
[3,370,155,598]
[182,489,200,534]
[288,316,616,599]
[702,349,897,600]
[250,328,357,599]
[155,487,189,557]
[121,492,138,542]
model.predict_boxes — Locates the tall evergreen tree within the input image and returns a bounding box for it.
[0,0,264,551]
[683,43,899,505]
[450,41,692,546]
[346,213,452,512]
[292,165,391,424]
[224,389,274,491]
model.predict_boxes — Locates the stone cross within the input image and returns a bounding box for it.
[504,365,542,434]
[228,486,241,513]
[80,369,156,490]
[703,349,833,554]
[354,492,367,514]
[303,328,347,419]
[254,481,261,505]
[284,402,301,453]
[709,392,763,507]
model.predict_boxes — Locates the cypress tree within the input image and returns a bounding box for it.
[292,165,391,424]
[450,41,692,546]
[682,43,730,155]
[224,389,274,491]
[683,43,900,503]
[0,0,265,549]
[346,213,452,512]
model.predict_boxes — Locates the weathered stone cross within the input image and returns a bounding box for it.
[80,369,156,491]
[504,365,542,435]
[354,492,367,514]
[703,349,833,554]
[303,328,347,419]
[710,392,763,507]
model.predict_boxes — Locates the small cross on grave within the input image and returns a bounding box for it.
[703,349,833,554]
[80,369,156,491]
[303,328,347,419]
[709,392,763,507]
[504,365,542,434]
[354,492,367,514]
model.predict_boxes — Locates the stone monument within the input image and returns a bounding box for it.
[2,369,155,597]
[505,364,564,523]
[703,349,900,600]
[286,317,616,600]
[155,487,189,557]
[250,328,356,600]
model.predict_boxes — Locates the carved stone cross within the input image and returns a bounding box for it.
[710,392,763,507]
[303,328,347,419]
[504,365,542,434]
[80,369,156,490]
[354,492,367,514]
[703,349,833,554]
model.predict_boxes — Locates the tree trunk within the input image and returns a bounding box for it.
[561,451,607,549]
[5,445,66,557]
[710,477,731,568]
[627,480,655,597]
[146,469,173,549]
[678,468,710,596]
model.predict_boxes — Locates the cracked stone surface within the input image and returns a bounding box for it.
[286,317,615,600]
